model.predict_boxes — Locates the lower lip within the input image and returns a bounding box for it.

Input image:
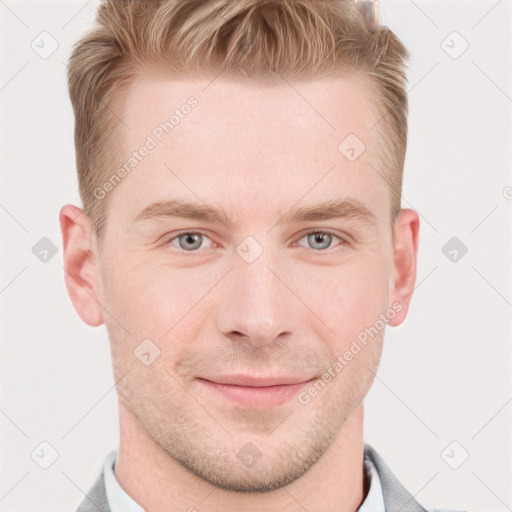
[198,379,313,408]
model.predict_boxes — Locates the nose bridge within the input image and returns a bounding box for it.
[216,236,299,345]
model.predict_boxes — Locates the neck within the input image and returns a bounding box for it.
[115,403,368,512]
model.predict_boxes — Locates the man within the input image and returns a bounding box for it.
[60,1,455,510]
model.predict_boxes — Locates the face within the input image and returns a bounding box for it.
[70,70,417,492]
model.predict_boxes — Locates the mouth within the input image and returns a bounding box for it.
[196,375,317,408]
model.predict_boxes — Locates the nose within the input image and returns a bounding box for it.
[215,244,301,347]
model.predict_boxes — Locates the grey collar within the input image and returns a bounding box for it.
[364,443,429,511]
[76,444,429,512]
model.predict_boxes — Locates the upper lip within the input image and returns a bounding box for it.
[199,375,317,387]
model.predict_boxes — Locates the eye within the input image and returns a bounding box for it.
[163,230,347,254]
[295,231,347,251]
[164,231,214,252]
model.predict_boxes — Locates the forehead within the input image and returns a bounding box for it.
[109,69,387,227]
[122,68,379,152]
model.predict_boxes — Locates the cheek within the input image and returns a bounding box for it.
[100,253,208,332]
[100,244,391,357]
[297,252,391,345]
[99,255,232,376]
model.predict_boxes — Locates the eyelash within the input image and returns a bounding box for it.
[163,230,348,255]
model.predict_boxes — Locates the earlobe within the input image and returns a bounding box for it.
[387,208,420,327]
[59,204,104,327]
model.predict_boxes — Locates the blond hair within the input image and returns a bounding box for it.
[67,0,410,240]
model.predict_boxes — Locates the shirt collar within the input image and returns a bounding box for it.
[103,450,145,512]
[103,448,385,512]
[358,449,385,511]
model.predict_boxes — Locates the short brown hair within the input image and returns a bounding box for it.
[67,0,410,241]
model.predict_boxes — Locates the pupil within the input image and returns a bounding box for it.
[312,233,330,249]
[181,234,200,250]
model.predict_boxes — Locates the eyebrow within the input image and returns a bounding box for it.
[133,198,377,229]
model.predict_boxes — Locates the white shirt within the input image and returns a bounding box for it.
[103,449,385,512]
[359,451,385,511]
[103,451,144,512]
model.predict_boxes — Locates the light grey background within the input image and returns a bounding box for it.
[0,0,511,510]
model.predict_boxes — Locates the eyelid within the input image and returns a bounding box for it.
[163,230,216,252]
[292,229,348,250]
[163,228,350,255]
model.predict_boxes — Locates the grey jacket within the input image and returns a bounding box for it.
[75,444,430,511]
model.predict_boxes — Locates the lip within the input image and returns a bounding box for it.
[201,374,316,387]
[197,375,317,408]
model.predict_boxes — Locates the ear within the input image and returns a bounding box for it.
[59,204,104,327]
[387,208,420,327]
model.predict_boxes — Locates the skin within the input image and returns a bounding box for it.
[60,68,419,512]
